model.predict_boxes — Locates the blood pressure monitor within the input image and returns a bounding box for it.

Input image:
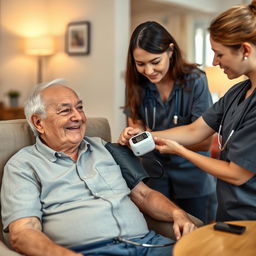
[129,131,155,156]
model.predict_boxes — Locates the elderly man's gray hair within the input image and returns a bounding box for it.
[24,78,70,136]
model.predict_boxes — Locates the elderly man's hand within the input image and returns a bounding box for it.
[172,209,197,240]
[118,127,143,146]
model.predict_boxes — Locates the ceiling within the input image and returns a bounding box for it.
[132,0,251,15]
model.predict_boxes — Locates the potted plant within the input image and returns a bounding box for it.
[7,90,20,107]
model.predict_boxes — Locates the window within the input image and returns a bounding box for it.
[194,21,213,68]
[195,27,204,65]
[205,32,214,66]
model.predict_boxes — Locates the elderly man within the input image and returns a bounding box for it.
[1,79,196,256]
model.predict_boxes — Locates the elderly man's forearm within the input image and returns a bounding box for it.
[135,188,181,221]
[10,229,80,256]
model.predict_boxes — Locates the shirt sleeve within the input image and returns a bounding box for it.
[202,95,225,132]
[190,72,213,122]
[104,142,149,189]
[1,156,42,231]
[228,108,256,173]
[202,80,256,173]
[202,81,245,132]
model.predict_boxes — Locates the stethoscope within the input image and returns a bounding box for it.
[144,88,180,130]
[144,89,156,130]
[218,81,255,151]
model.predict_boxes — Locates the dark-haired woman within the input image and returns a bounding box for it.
[121,1,256,221]
[123,21,216,223]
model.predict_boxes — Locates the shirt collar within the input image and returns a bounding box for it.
[146,81,179,91]
[146,81,158,93]
[35,136,92,162]
[145,81,180,103]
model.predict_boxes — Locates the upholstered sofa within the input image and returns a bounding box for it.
[0,118,202,255]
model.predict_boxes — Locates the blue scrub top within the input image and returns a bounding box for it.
[203,79,256,221]
[127,69,215,198]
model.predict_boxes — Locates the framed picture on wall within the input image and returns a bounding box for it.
[66,21,91,55]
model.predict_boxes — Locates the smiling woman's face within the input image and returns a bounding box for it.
[133,47,172,84]
[210,37,246,80]
[34,85,86,153]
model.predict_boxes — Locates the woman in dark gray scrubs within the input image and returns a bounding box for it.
[123,21,216,223]
[119,1,256,221]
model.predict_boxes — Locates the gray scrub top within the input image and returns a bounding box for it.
[202,79,256,221]
[127,69,215,198]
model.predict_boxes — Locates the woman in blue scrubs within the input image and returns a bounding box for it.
[120,1,256,221]
[123,21,216,223]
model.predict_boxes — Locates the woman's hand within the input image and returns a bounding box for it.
[154,137,184,155]
[118,127,143,146]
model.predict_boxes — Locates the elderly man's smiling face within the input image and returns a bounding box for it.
[33,85,86,154]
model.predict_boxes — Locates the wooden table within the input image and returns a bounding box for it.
[173,221,256,256]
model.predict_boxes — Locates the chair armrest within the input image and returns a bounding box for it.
[144,213,203,240]
[0,241,22,256]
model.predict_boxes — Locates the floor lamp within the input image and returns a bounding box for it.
[25,36,55,84]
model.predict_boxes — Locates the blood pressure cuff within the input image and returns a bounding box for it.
[105,142,149,189]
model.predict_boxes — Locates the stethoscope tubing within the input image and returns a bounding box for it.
[218,81,255,151]
[144,88,180,129]
[145,105,156,130]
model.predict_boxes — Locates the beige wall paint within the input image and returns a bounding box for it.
[0,0,49,105]
[0,0,245,140]
[131,11,189,53]
[130,0,246,97]
[0,0,129,141]
[131,0,210,63]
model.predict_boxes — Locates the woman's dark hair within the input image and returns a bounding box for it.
[125,21,199,120]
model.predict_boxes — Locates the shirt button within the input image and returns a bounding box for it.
[94,193,100,198]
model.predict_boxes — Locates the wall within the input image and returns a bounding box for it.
[154,0,250,13]
[131,0,247,97]
[0,0,49,105]
[0,0,248,140]
[47,0,129,141]
[131,0,212,63]
[0,0,129,141]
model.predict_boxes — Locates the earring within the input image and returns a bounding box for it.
[243,56,248,60]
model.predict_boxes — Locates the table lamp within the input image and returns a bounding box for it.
[25,36,55,83]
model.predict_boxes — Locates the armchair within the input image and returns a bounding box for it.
[0,118,202,255]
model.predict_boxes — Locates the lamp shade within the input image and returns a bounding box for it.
[25,36,54,56]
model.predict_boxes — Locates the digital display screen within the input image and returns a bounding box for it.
[132,132,148,144]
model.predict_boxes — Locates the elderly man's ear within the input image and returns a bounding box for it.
[31,114,44,134]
